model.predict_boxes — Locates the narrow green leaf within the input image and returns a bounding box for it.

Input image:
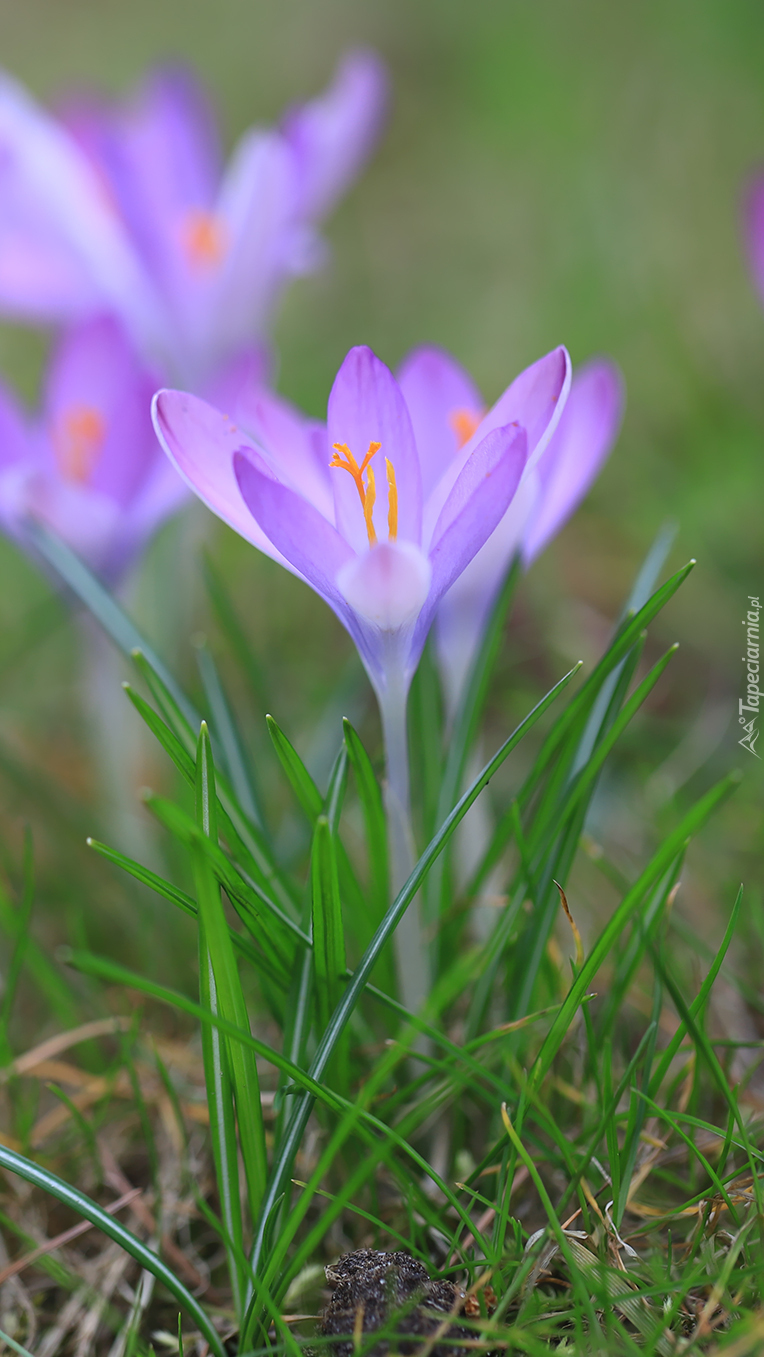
[86,836,277,974]
[529,771,740,1090]
[311,816,346,1033]
[122,682,195,783]
[195,637,265,829]
[0,1143,225,1357]
[246,661,579,1294]
[26,520,200,730]
[194,724,268,1233]
[203,551,268,709]
[266,714,323,821]
[649,883,745,1098]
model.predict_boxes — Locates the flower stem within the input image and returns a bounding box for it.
[378,676,431,1016]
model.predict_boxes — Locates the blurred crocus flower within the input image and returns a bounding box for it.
[152,343,572,708]
[397,349,624,714]
[0,52,387,385]
[0,314,187,580]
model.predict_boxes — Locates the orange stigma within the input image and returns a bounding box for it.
[449,407,482,449]
[54,404,106,482]
[182,209,227,269]
[331,439,401,547]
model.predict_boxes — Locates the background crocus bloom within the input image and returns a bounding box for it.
[0,314,187,580]
[398,348,625,714]
[0,52,387,385]
[152,344,573,706]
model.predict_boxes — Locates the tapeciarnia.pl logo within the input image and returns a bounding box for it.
[739,595,761,758]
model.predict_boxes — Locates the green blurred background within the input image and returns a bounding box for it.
[0,0,761,1009]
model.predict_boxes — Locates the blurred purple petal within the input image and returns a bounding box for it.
[744,174,764,307]
[281,50,388,221]
[396,345,482,499]
[522,358,624,565]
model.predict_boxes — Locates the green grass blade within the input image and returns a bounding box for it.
[649,883,745,1097]
[194,724,268,1229]
[86,835,277,974]
[123,682,195,782]
[529,771,741,1091]
[203,551,268,710]
[0,1142,225,1357]
[266,714,323,820]
[195,636,265,829]
[0,828,34,1064]
[26,520,200,730]
[246,662,579,1288]
[311,815,347,1033]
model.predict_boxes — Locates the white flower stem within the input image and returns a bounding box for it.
[377,675,431,1016]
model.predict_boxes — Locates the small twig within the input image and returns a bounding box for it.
[0,1188,141,1284]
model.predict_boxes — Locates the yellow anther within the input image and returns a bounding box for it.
[54,404,106,483]
[385,458,398,541]
[449,407,483,450]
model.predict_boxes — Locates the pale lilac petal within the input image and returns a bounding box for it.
[43,315,161,505]
[201,343,272,416]
[337,541,431,631]
[424,421,524,608]
[396,345,483,499]
[523,358,624,565]
[240,389,333,520]
[152,388,291,567]
[233,450,352,605]
[200,130,300,370]
[281,50,388,222]
[0,71,165,353]
[744,175,764,306]
[327,345,422,552]
[424,346,571,538]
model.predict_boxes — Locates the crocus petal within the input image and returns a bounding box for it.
[327,345,422,551]
[0,71,165,354]
[241,389,334,520]
[522,358,624,565]
[337,541,432,631]
[281,50,388,222]
[234,450,352,607]
[424,346,571,539]
[396,345,483,499]
[423,421,527,617]
[43,314,162,505]
[152,388,291,567]
[744,175,764,307]
[201,130,299,370]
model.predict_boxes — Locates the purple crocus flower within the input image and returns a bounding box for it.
[0,53,387,384]
[152,343,572,704]
[0,314,187,580]
[395,348,624,714]
[154,340,570,1014]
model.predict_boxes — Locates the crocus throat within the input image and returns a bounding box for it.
[449,407,483,450]
[330,440,398,547]
[54,405,106,483]
[182,209,227,270]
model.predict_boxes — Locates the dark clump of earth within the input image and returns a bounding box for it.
[317,1249,488,1357]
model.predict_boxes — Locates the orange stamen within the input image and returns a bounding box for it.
[330,440,383,546]
[385,458,398,541]
[449,407,482,449]
[54,404,106,483]
[364,463,377,545]
[182,209,227,269]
